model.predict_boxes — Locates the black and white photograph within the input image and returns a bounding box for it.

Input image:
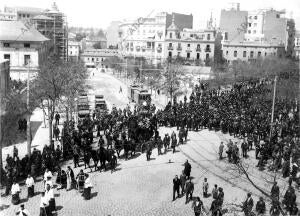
[0,0,300,215]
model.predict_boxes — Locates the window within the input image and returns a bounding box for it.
[226,51,228,55]
[187,53,190,58]
[169,43,172,47]
[207,34,210,40]
[250,51,254,58]
[169,33,172,39]
[253,30,256,34]
[254,23,257,27]
[3,43,10,47]
[177,52,181,56]
[224,32,228,40]
[248,30,251,34]
[70,51,72,55]
[101,58,103,62]
[243,51,246,57]
[168,51,172,57]
[187,44,190,48]
[87,58,89,61]
[248,23,252,27]
[258,51,261,57]
[249,16,252,19]
[97,58,99,61]
[24,55,30,65]
[23,14,26,18]
[254,16,257,20]
[196,53,200,60]
[265,52,267,56]
[234,51,237,57]
[92,58,94,62]
[4,54,10,60]
[276,14,280,18]
[27,14,30,18]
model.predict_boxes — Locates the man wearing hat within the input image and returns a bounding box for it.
[25,174,35,198]
[11,180,21,205]
[243,193,254,216]
[16,204,30,216]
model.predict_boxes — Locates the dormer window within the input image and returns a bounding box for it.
[24,43,30,48]
[169,32,172,39]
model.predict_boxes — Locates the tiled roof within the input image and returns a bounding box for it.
[32,15,54,20]
[0,21,49,42]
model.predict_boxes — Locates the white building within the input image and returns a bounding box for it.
[81,49,120,68]
[119,12,193,64]
[68,40,81,61]
[244,10,265,41]
[294,31,300,59]
[0,8,17,20]
[222,41,285,63]
[164,17,215,65]
[0,21,50,80]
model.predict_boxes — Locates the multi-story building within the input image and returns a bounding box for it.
[0,8,17,21]
[106,21,122,49]
[294,31,300,59]
[68,40,81,61]
[0,60,10,97]
[222,41,285,63]
[219,4,295,62]
[81,49,120,68]
[0,20,50,80]
[119,12,193,64]
[3,3,68,61]
[164,17,215,65]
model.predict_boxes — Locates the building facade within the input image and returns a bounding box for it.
[85,36,107,49]
[294,31,300,59]
[0,60,10,97]
[81,49,120,68]
[222,41,285,63]
[164,18,215,65]
[0,21,50,80]
[68,40,81,61]
[0,8,17,20]
[219,4,295,62]
[119,12,193,64]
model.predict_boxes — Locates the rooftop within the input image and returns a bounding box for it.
[0,20,49,42]
[222,40,285,48]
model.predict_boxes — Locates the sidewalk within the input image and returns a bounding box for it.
[2,108,49,164]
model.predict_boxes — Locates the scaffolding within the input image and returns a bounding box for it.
[32,2,68,60]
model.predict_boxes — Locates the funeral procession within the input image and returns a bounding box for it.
[0,0,300,216]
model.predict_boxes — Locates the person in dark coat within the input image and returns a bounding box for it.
[172,175,180,201]
[243,193,253,216]
[184,160,191,179]
[185,178,194,204]
[255,197,266,215]
[271,182,280,201]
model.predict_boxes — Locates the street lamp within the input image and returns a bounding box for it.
[26,60,31,157]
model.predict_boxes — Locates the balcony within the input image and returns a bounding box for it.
[186,48,192,52]
[196,47,201,52]
[177,46,182,51]
[168,46,173,50]
[136,46,140,51]
[157,47,162,53]
[205,48,211,52]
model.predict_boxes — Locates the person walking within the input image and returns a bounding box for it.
[55,112,60,125]
[271,181,280,201]
[25,174,35,198]
[212,184,218,200]
[185,178,194,204]
[255,197,266,215]
[243,193,254,216]
[180,171,186,196]
[172,175,180,201]
[45,184,56,214]
[40,192,50,216]
[171,135,177,153]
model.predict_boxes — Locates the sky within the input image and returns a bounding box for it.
[1,0,300,30]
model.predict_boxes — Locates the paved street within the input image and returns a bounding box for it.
[1,69,298,216]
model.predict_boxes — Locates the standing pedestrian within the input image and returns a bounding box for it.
[202,178,209,198]
[219,142,224,160]
[180,171,186,196]
[40,192,50,216]
[55,112,60,125]
[242,193,254,216]
[271,181,280,201]
[212,184,218,200]
[25,174,35,198]
[171,135,177,153]
[83,174,92,200]
[185,178,194,204]
[172,175,180,201]
[184,160,192,179]
[45,184,55,214]
[11,180,21,205]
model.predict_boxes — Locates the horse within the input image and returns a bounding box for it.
[83,149,93,172]
[123,139,137,160]
[90,149,100,171]
[98,147,117,171]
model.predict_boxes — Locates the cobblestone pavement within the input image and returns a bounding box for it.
[1,127,298,216]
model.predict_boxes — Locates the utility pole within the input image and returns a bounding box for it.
[269,75,278,142]
[27,61,31,157]
[139,61,142,86]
